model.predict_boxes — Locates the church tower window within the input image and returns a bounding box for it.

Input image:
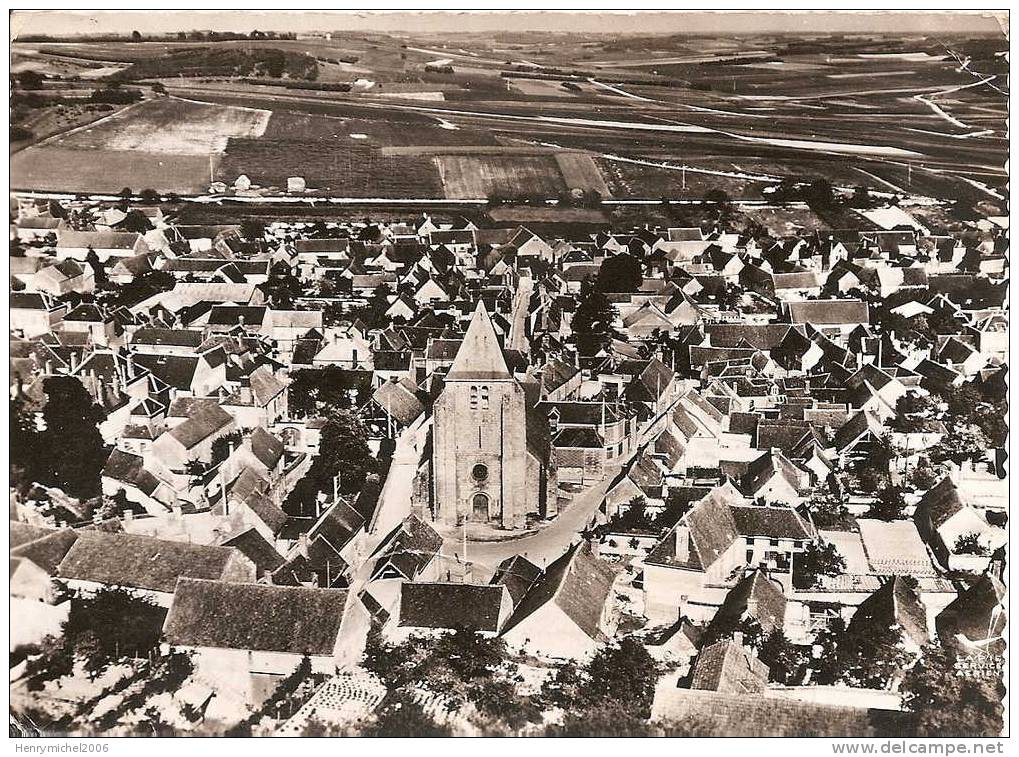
[480,386,490,410]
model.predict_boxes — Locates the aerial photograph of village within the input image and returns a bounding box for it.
[7,8,1009,742]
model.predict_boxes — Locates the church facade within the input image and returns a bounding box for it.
[429,301,554,530]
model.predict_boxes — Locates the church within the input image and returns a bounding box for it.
[428,300,555,530]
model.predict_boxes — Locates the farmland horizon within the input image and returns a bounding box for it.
[11,10,1007,39]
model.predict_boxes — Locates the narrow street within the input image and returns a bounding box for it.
[366,415,429,548]
[507,276,534,354]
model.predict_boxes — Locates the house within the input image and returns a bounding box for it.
[500,542,617,660]
[13,214,61,241]
[149,402,236,471]
[130,328,205,356]
[312,326,373,369]
[393,582,513,637]
[371,377,426,432]
[736,450,811,504]
[55,230,150,262]
[10,291,67,338]
[220,366,288,428]
[651,687,902,737]
[220,528,286,581]
[935,573,1006,655]
[10,528,78,603]
[108,252,155,284]
[690,635,769,694]
[602,452,665,518]
[783,299,869,333]
[643,486,812,624]
[847,576,929,654]
[913,478,1000,572]
[57,531,256,606]
[162,579,371,701]
[705,570,787,638]
[34,259,95,296]
[101,449,176,515]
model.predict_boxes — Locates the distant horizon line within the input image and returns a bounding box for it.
[10,10,1007,39]
[15,29,1007,39]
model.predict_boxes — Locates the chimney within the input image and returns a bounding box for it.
[70,351,77,372]
[298,532,310,559]
[674,525,691,563]
[732,631,744,647]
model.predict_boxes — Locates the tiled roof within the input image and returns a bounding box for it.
[399,583,506,633]
[163,578,347,655]
[58,531,242,593]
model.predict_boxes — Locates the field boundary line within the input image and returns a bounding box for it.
[169,94,272,116]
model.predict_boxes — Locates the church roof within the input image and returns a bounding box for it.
[445,300,511,381]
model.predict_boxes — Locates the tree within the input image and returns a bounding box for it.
[259,263,303,309]
[901,642,1003,737]
[596,252,642,293]
[583,638,658,718]
[130,30,143,42]
[540,637,659,734]
[929,424,990,467]
[292,411,378,504]
[85,248,108,285]
[356,283,393,329]
[837,608,911,690]
[362,690,451,737]
[953,532,988,556]
[849,184,876,209]
[119,187,133,199]
[63,587,164,664]
[704,188,730,208]
[362,626,534,733]
[118,210,153,234]
[138,188,160,203]
[17,70,44,90]
[865,485,907,521]
[894,392,938,428]
[572,283,618,356]
[758,629,806,685]
[11,396,41,493]
[809,617,846,685]
[38,376,108,498]
[553,700,658,736]
[908,456,944,491]
[240,218,266,241]
[605,495,655,534]
[793,539,846,589]
[805,480,853,530]
[803,178,836,210]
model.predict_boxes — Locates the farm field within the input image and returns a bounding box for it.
[10,102,130,155]
[598,158,771,201]
[11,147,212,193]
[11,98,272,193]
[218,137,444,196]
[51,98,270,154]
[555,153,612,197]
[8,30,1007,209]
[436,155,568,199]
